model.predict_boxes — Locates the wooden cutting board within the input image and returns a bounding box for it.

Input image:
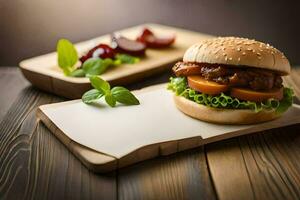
[19,23,213,99]
[37,84,300,173]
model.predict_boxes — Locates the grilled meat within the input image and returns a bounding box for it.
[172,62,283,91]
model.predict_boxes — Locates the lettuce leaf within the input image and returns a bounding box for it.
[167,77,294,114]
[167,76,187,95]
[276,87,294,113]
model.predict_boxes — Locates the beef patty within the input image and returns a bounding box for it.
[173,62,283,91]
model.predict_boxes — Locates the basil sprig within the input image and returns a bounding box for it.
[57,39,140,77]
[82,76,140,107]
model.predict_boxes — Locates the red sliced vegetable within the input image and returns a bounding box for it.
[111,35,146,56]
[80,44,115,63]
[137,28,175,48]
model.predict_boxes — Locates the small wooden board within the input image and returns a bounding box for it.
[37,84,300,173]
[20,24,213,99]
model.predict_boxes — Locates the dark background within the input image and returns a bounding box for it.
[1,0,299,66]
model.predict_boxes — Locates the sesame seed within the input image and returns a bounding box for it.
[242,52,246,55]
[238,57,241,61]
[225,57,228,61]
[229,57,233,60]
[237,47,241,51]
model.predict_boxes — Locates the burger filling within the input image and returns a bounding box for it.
[168,62,293,113]
[173,62,283,90]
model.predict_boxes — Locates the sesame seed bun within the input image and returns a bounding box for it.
[183,37,291,75]
[174,95,281,125]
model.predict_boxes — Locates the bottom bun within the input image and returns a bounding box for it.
[173,95,281,125]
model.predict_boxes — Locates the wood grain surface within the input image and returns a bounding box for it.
[0,67,28,120]
[206,125,300,200]
[0,68,116,200]
[1,67,300,200]
[118,148,216,200]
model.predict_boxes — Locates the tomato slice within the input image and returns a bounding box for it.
[187,75,284,101]
[231,87,283,102]
[187,76,229,95]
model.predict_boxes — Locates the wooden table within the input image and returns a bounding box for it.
[1,66,300,200]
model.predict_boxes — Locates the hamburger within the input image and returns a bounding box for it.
[168,37,294,124]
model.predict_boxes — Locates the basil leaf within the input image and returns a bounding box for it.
[57,39,78,75]
[70,69,85,77]
[82,89,104,104]
[111,86,140,105]
[115,54,140,64]
[83,58,113,76]
[89,76,110,93]
[105,93,116,107]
